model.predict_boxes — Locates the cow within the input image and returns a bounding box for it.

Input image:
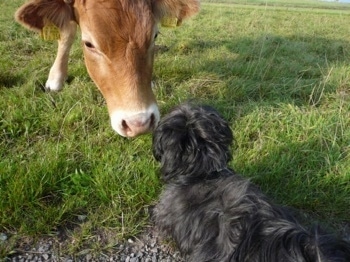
[15,0,200,137]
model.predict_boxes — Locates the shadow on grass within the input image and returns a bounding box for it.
[236,140,350,237]
[33,75,77,93]
[0,71,25,88]
[232,138,349,221]
[165,33,350,107]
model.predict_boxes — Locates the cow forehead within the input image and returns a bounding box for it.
[75,0,155,46]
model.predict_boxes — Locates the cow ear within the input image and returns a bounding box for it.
[152,0,200,27]
[15,0,74,32]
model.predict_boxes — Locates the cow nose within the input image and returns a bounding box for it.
[110,104,160,137]
[121,113,157,137]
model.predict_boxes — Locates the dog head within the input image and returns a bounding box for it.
[152,103,233,185]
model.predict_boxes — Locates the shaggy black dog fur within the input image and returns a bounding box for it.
[152,103,350,262]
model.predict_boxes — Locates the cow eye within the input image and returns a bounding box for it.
[154,32,159,40]
[83,41,95,49]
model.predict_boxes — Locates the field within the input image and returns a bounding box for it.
[1,0,350,258]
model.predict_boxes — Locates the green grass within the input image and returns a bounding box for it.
[1,0,350,258]
[204,0,350,10]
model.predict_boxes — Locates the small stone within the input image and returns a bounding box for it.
[38,244,48,253]
[0,233,7,241]
[78,215,87,222]
[150,247,158,253]
[150,241,156,248]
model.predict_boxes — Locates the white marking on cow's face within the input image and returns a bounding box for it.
[110,103,160,137]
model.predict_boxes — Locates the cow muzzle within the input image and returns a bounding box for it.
[110,104,160,137]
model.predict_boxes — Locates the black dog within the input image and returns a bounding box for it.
[152,103,350,262]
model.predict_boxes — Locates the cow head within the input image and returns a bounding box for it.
[15,0,200,137]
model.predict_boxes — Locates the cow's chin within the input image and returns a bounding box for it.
[110,103,160,138]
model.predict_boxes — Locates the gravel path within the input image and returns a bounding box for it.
[3,227,184,262]
[3,218,349,261]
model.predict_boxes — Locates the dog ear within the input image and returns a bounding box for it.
[152,109,189,181]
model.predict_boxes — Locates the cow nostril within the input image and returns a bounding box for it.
[122,119,129,130]
[150,113,155,128]
[120,112,158,136]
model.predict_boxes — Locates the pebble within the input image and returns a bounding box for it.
[4,227,184,262]
[4,223,349,262]
[0,232,7,241]
[128,238,134,244]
